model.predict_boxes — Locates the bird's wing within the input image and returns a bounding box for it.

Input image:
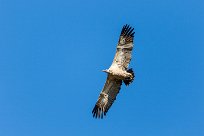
[92,75,122,118]
[111,25,135,70]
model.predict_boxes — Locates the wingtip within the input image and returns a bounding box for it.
[121,24,135,37]
[92,105,106,119]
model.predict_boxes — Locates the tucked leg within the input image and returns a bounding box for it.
[123,68,135,86]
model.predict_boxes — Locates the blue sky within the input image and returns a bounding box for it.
[0,0,203,135]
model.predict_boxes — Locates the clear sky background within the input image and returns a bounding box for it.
[0,0,203,136]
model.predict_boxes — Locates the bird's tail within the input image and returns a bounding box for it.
[123,68,135,86]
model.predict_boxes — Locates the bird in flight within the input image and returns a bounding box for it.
[92,24,135,119]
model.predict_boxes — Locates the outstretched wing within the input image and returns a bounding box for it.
[112,25,135,70]
[92,75,122,119]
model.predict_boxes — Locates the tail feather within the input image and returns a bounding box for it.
[123,68,135,86]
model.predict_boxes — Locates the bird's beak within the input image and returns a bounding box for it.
[102,69,108,73]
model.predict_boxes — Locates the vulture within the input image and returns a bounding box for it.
[92,24,135,119]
